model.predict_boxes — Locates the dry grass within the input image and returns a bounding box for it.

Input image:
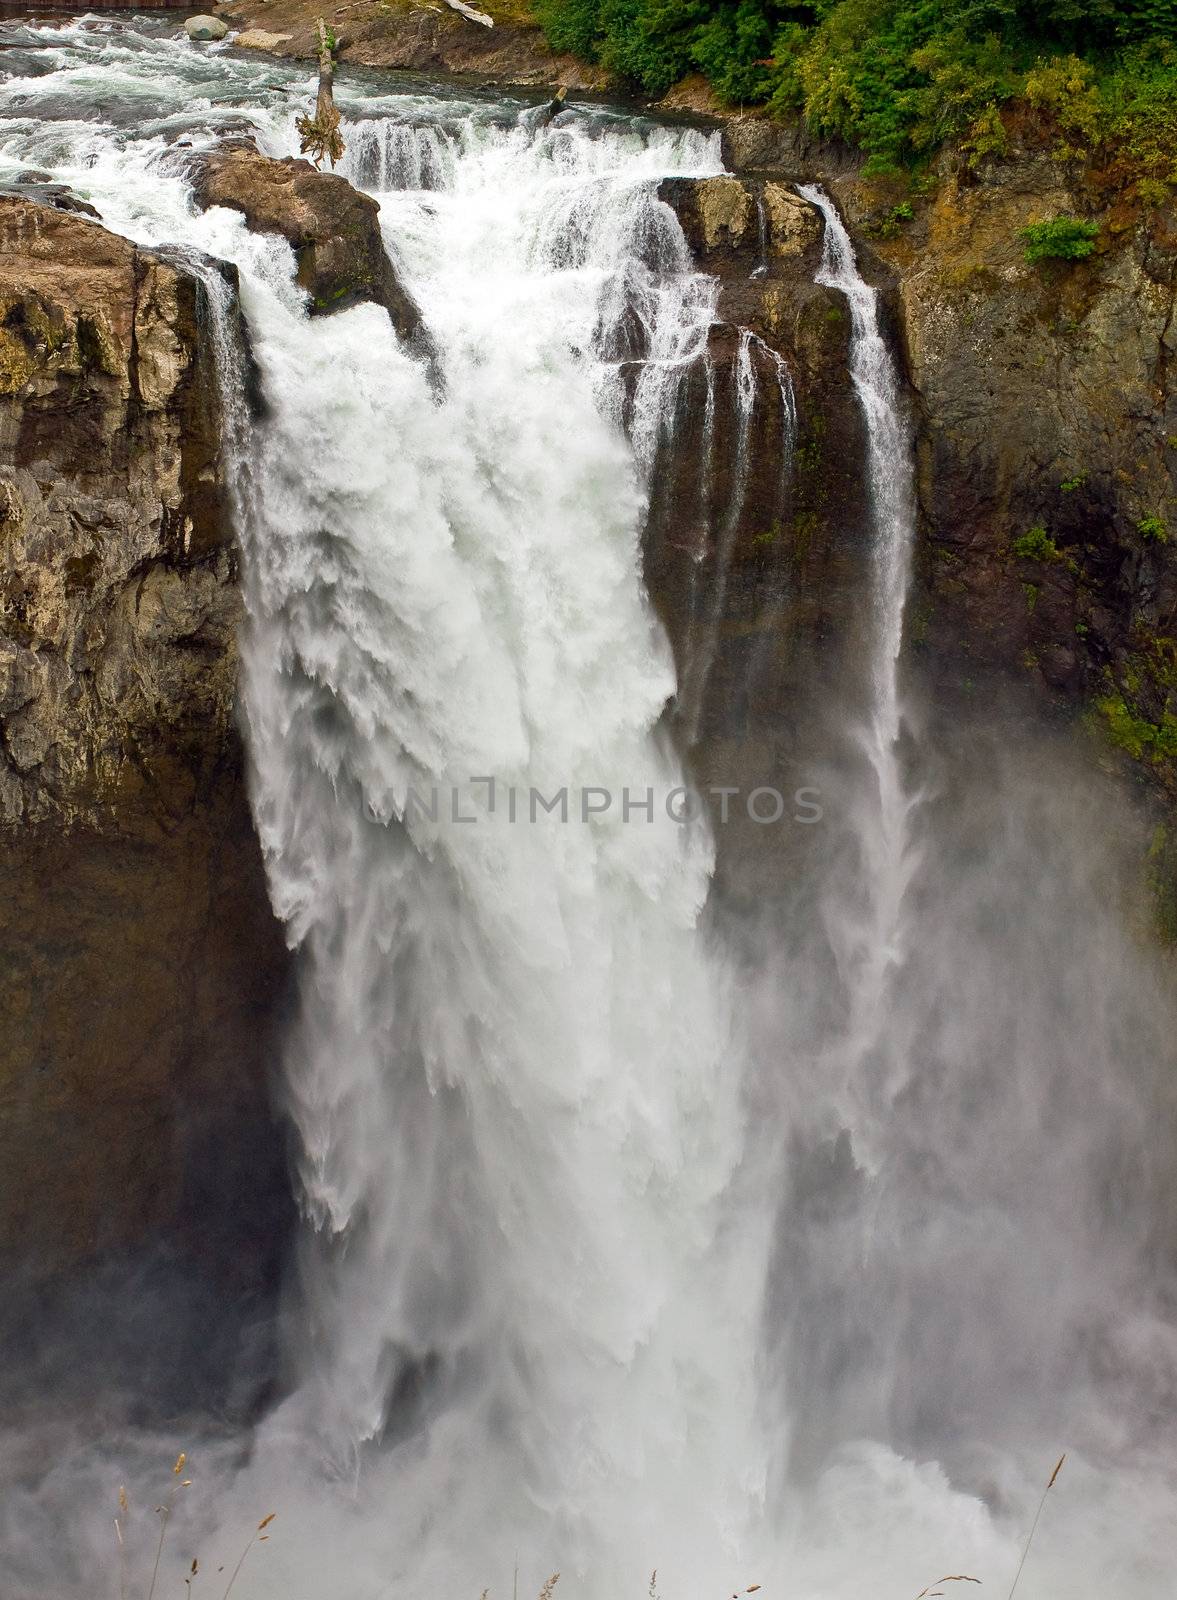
[1007,1454,1066,1600]
[104,1445,1067,1599]
[111,1455,275,1600]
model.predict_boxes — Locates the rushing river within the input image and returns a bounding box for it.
[1,17,1176,1600]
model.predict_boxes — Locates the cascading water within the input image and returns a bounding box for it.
[2,22,1177,1600]
[0,21,775,1595]
[796,185,923,1138]
[235,109,777,1591]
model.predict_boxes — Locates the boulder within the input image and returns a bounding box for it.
[184,15,229,42]
[191,142,429,354]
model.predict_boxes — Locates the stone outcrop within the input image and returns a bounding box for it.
[651,175,872,728]
[0,195,291,1302]
[661,144,1177,819]
[191,142,428,348]
[865,158,1177,798]
[650,176,879,890]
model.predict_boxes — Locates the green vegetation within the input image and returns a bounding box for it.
[1020,216,1101,261]
[868,200,916,237]
[1096,688,1177,758]
[1021,217,1100,262]
[533,2,1177,179]
[1138,512,1170,542]
[1013,524,1063,561]
[1093,637,1177,771]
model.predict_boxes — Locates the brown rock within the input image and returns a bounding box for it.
[191,141,427,347]
[0,194,290,1294]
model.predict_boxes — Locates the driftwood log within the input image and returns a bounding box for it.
[441,0,494,26]
[296,18,344,168]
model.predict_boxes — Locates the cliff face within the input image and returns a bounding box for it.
[645,144,1176,912]
[877,159,1177,781]
[0,196,292,1308]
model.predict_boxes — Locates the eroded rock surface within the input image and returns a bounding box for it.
[0,195,291,1295]
[652,176,875,890]
[878,160,1177,795]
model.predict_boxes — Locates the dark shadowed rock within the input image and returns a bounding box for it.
[651,177,876,894]
[0,194,292,1299]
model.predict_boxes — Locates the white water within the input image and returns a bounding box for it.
[2,22,1177,1600]
[798,185,923,1147]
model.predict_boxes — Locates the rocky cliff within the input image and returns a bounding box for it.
[0,140,450,1402]
[0,192,292,1383]
[648,131,1177,915]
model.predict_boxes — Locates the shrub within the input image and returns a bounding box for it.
[1013,524,1063,560]
[1138,513,1170,542]
[1020,217,1100,261]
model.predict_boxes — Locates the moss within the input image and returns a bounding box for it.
[789,510,819,565]
[1095,690,1177,762]
[908,595,933,646]
[0,326,35,395]
[1022,580,1039,613]
[867,201,915,239]
[24,301,68,356]
[313,285,356,309]
[794,412,827,479]
[76,315,120,377]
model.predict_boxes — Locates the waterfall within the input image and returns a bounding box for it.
[3,23,1177,1600]
[798,184,922,1133]
[237,117,778,1593]
[0,32,776,1590]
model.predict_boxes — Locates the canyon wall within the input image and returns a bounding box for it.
[0,195,292,1349]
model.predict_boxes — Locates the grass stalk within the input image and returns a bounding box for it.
[1007,1454,1066,1600]
[147,1453,189,1600]
[221,1513,276,1600]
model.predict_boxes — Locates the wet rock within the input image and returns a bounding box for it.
[651,176,874,896]
[0,177,99,218]
[191,141,429,351]
[184,15,229,42]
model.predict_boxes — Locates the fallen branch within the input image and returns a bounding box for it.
[296,18,344,168]
[441,0,494,26]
